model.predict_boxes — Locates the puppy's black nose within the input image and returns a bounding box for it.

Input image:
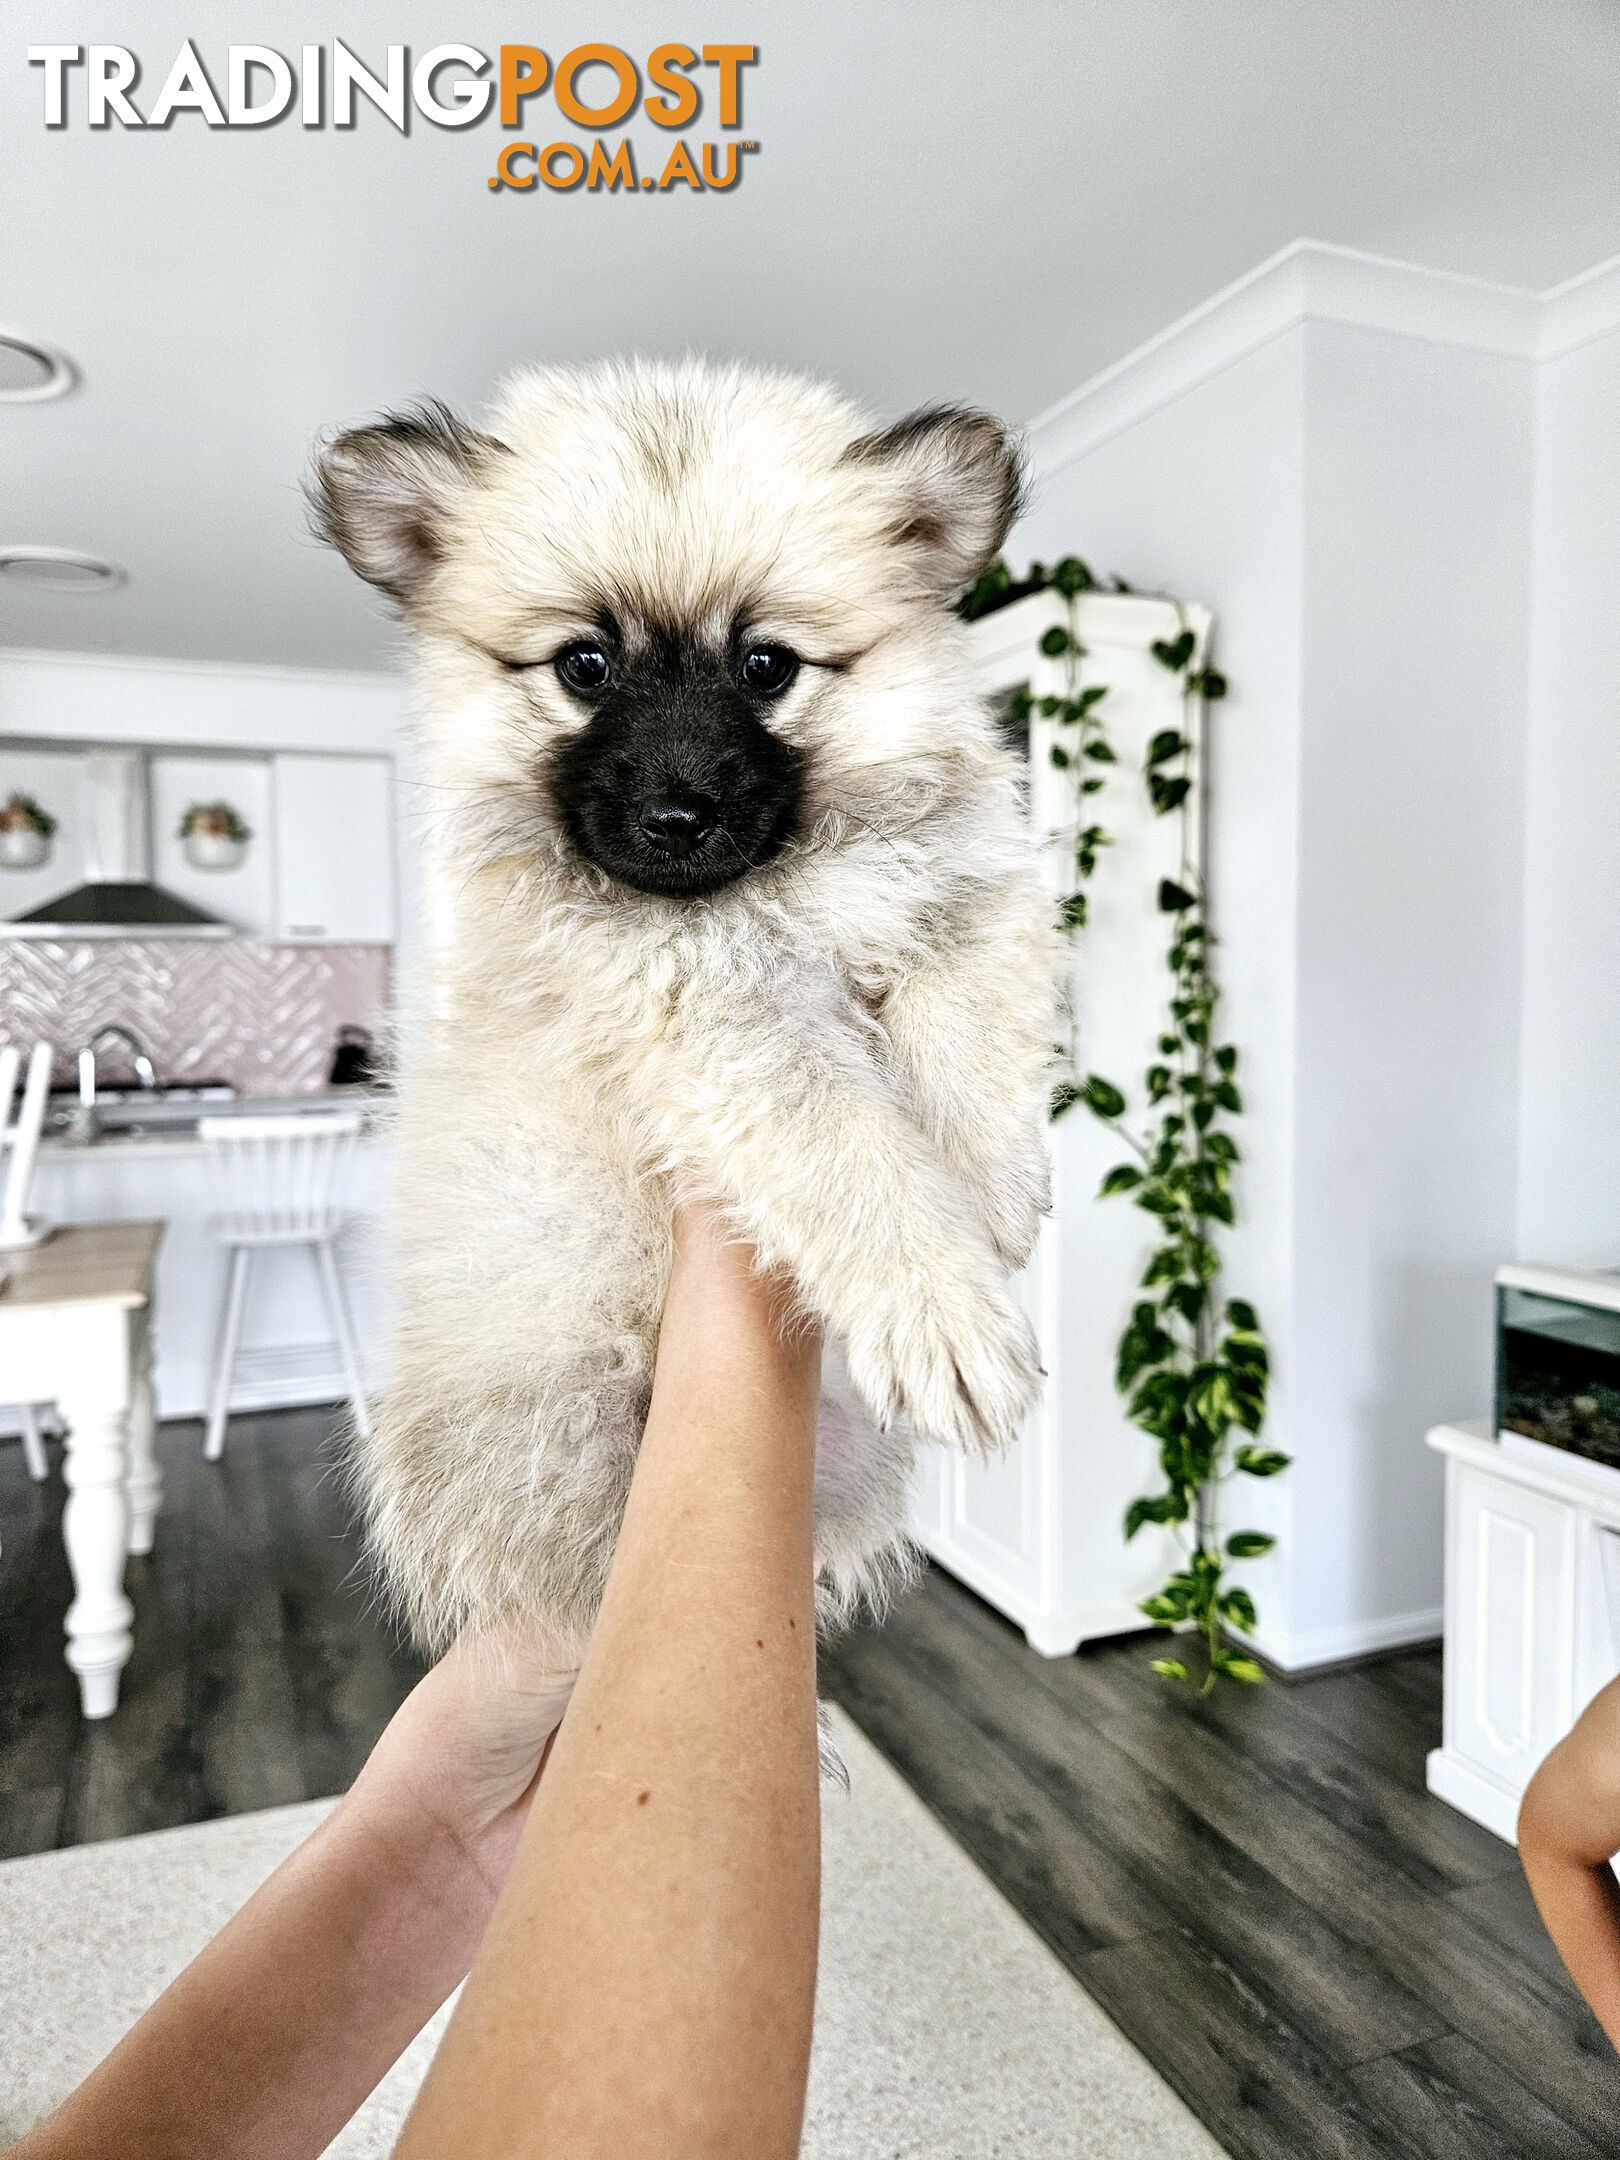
[638,789,717,858]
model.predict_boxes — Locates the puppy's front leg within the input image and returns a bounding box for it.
[643,997,1039,1456]
[878,869,1063,1271]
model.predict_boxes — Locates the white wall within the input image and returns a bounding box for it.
[1018,327,1308,1649]
[1290,322,1532,1658]
[1519,323,1620,1265]
[1017,249,1546,1665]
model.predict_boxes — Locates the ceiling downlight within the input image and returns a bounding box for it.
[0,547,126,593]
[0,334,77,403]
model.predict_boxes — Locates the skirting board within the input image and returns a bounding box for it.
[1249,1604,1444,1673]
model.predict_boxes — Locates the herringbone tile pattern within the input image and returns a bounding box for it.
[0,940,389,1094]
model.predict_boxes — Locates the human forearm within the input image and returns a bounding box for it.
[1519,1675,1620,2053]
[14,1637,577,2160]
[395,1206,824,2160]
[11,1782,498,2160]
[1518,1840,1620,2048]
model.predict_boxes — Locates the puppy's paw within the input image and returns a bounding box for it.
[972,1137,1052,1272]
[846,1265,1041,1455]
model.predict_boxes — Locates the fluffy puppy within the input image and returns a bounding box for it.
[313,358,1062,1664]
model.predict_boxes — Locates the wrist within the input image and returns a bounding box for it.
[338,1754,506,1925]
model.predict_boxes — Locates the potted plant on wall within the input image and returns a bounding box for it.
[0,793,57,869]
[179,800,251,871]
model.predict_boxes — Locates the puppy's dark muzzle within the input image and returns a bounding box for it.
[637,789,717,860]
[548,650,805,899]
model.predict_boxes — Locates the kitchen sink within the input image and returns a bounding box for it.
[45,1082,237,1139]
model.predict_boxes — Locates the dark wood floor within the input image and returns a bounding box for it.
[0,1406,423,1855]
[821,1565,1620,2160]
[3,1409,1615,2157]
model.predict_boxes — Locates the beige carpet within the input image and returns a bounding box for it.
[0,1707,1224,2158]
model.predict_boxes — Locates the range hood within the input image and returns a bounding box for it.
[4,748,231,939]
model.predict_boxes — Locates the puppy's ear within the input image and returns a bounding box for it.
[309,401,503,604]
[844,405,1026,603]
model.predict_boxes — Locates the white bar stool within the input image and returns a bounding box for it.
[199,1110,372,1461]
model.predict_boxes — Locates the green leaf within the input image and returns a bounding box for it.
[1226,1298,1258,1331]
[1076,683,1109,711]
[1050,555,1096,598]
[1234,1445,1290,1478]
[1215,1045,1239,1075]
[1080,776,1106,794]
[1039,626,1071,658]
[1151,630,1196,672]
[1124,1491,1188,1539]
[1098,1163,1143,1197]
[1158,878,1198,913]
[1139,1592,1190,1625]
[1226,1530,1275,1560]
[1219,1586,1258,1632]
[1082,1074,1126,1119]
[1148,774,1192,814]
[1166,1279,1206,1325]
[1212,1652,1266,1684]
[1146,729,1186,768]
[1050,744,1071,769]
[1150,1658,1191,1682]
[1050,1081,1081,1121]
[1058,891,1088,929]
[1083,739,1117,763]
[1192,667,1228,699]
[1212,1078,1242,1112]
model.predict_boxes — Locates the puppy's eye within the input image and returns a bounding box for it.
[556,643,612,694]
[738,644,799,697]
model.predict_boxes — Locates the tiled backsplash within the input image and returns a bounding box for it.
[0,940,390,1095]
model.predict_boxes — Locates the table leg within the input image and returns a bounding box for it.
[126,1312,161,1557]
[60,1382,134,1720]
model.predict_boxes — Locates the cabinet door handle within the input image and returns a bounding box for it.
[286,924,327,938]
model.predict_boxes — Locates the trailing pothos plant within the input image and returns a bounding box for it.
[962,557,1288,1692]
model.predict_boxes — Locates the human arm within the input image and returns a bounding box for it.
[10,1634,577,2160]
[393,1200,824,2160]
[1518,1674,1620,2050]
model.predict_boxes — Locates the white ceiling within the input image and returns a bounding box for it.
[6,0,1619,672]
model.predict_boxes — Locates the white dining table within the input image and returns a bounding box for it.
[0,1220,162,1718]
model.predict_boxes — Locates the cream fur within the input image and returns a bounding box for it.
[315,358,1063,1662]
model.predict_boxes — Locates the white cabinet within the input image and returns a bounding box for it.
[1428,1420,1620,1841]
[912,590,1214,1657]
[272,754,395,944]
[0,744,87,923]
[150,753,276,936]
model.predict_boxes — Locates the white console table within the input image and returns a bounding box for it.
[1427,1418,1620,1842]
[0,1220,162,1718]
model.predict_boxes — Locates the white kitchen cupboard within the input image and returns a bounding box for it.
[150,753,277,936]
[1427,1420,1620,1842]
[911,589,1214,1656]
[0,744,87,921]
[271,754,395,943]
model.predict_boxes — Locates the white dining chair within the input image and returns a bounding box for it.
[8,1404,49,1482]
[199,1110,372,1461]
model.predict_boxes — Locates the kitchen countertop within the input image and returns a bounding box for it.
[38,1088,389,1161]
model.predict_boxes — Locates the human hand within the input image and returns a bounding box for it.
[347,1625,579,1898]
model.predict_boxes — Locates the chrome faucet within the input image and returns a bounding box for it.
[73,1025,158,1140]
